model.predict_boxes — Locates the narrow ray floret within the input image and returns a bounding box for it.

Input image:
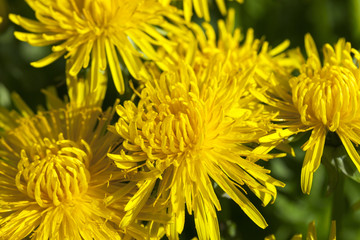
[258,34,360,194]
[108,59,285,239]
[9,0,186,94]
[0,84,168,239]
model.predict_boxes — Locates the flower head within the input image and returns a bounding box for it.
[259,34,360,194]
[0,78,167,239]
[109,60,284,239]
[9,0,185,94]
[159,9,295,89]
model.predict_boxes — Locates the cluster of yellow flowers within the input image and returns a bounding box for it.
[2,0,358,239]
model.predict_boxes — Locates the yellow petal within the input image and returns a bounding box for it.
[207,162,267,228]
[306,221,317,240]
[215,0,227,15]
[120,179,157,228]
[105,39,124,94]
[301,127,326,194]
[329,221,336,240]
[31,50,66,68]
[305,33,320,60]
[11,92,34,117]
[338,131,360,172]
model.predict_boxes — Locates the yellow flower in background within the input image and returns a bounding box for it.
[158,8,295,90]
[9,0,186,94]
[192,15,293,76]
[265,221,336,240]
[0,78,168,239]
[0,66,107,132]
[258,34,360,194]
[108,60,284,239]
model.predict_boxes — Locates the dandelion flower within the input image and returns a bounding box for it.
[9,0,185,94]
[192,15,292,77]
[160,9,294,88]
[258,34,360,194]
[108,60,284,239]
[0,81,168,239]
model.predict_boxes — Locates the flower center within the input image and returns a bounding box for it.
[291,64,360,131]
[75,0,142,34]
[142,95,201,154]
[16,135,92,207]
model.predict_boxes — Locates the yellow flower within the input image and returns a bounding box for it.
[265,220,336,240]
[9,0,185,94]
[258,34,360,194]
[108,60,284,239]
[159,9,294,90]
[192,16,292,77]
[0,79,168,239]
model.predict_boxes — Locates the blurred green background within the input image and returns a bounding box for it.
[1,0,360,239]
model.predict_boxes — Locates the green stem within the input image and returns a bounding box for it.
[331,170,344,237]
